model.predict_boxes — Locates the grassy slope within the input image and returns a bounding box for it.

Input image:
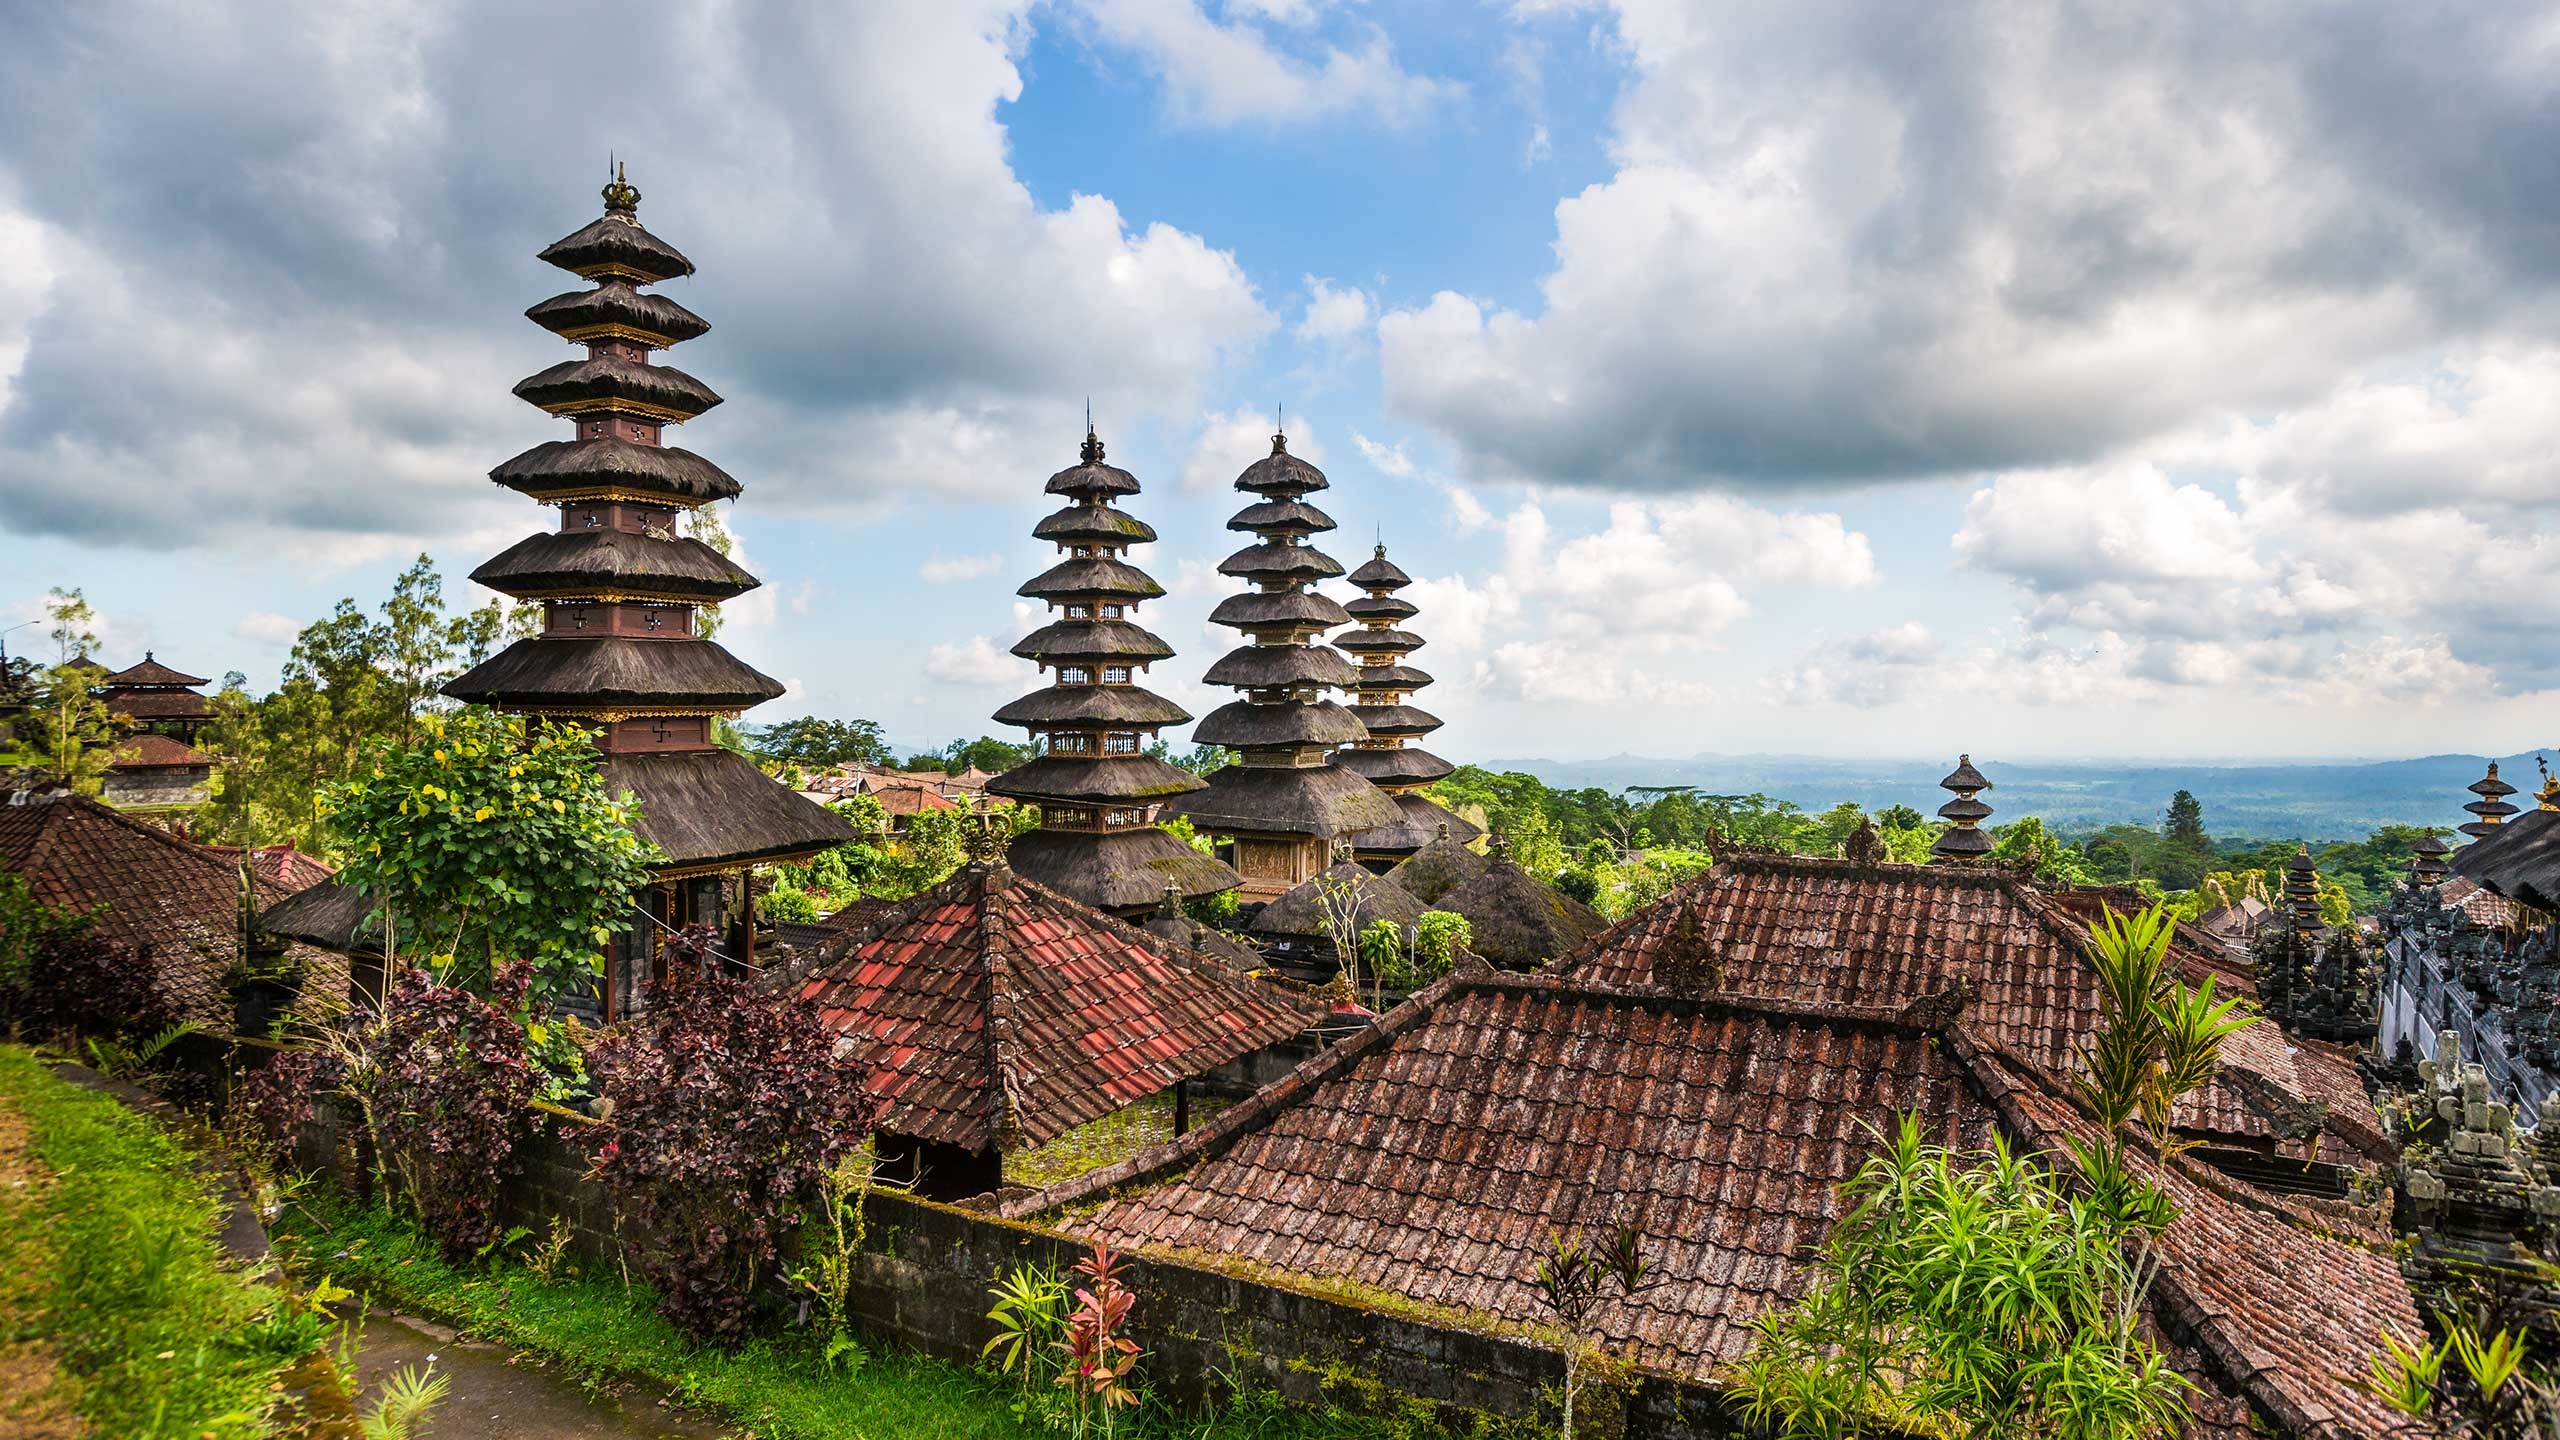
[0,1046,305,1438]
[276,1195,1483,1440]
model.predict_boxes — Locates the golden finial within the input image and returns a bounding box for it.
[602,159,641,216]
[2538,756,2558,811]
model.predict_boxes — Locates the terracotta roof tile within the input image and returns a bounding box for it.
[798,862,1322,1152]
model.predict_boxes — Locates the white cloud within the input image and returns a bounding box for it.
[924,634,1018,686]
[1067,0,1461,127]
[230,611,303,646]
[1295,275,1372,343]
[1762,623,1939,708]
[1350,430,1414,477]
[920,552,1007,583]
[1382,3,2558,495]
[1181,405,1324,494]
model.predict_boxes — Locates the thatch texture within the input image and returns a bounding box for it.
[992,686,1191,728]
[1044,458,1141,500]
[1201,644,1360,689]
[1233,444,1329,497]
[1438,857,1605,970]
[1337,627,1425,655]
[1034,504,1156,545]
[1344,593,1418,622]
[444,636,785,709]
[605,749,855,868]
[1017,556,1165,602]
[1010,620,1175,663]
[1333,746,1456,787]
[513,356,721,419]
[2454,808,2560,911]
[525,281,710,344]
[259,879,384,955]
[1341,703,1443,738]
[987,755,1204,804]
[489,438,742,504]
[1217,542,1343,584]
[1351,794,1481,860]
[1249,861,1431,941]
[1386,829,1489,903]
[1209,590,1351,631]
[1005,826,1241,911]
[1191,699,1368,749]
[469,529,759,601]
[1227,499,1336,534]
[1164,763,1402,838]
[539,214,694,282]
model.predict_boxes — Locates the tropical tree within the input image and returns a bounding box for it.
[16,588,117,791]
[321,707,659,1007]
[747,716,893,770]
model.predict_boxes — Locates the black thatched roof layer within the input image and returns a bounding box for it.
[1341,703,1443,738]
[1228,499,1337,535]
[993,685,1191,728]
[1249,860,1432,941]
[1045,458,1142,501]
[607,749,857,869]
[258,879,384,955]
[1192,699,1368,749]
[1034,504,1157,546]
[540,214,695,283]
[1437,858,1604,970]
[443,636,785,709]
[1337,627,1425,655]
[513,356,721,420]
[1202,644,1360,689]
[988,755,1205,804]
[1005,826,1242,911]
[1018,556,1166,603]
[1941,756,1991,790]
[1163,763,1402,838]
[1218,542,1344,584]
[1011,620,1175,664]
[1234,439,1329,497]
[1209,590,1351,630]
[1345,594,1419,622]
[471,529,759,602]
[1352,793,1480,859]
[490,438,742,504]
[526,281,710,345]
[2454,808,2560,911]
[1355,662,1434,690]
[1346,547,1413,589]
[1332,746,1455,786]
[1933,826,1995,856]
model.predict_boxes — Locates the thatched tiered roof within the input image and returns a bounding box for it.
[1433,840,1602,969]
[1248,859,1432,945]
[1385,826,1488,904]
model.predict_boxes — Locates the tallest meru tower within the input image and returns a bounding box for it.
[445,167,851,1016]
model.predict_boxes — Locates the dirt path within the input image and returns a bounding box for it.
[335,1305,737,1440]
[0,1094,83,1440]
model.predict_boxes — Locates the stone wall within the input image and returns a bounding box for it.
[271,1097,1736,1436]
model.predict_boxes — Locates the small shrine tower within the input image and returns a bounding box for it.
[2462,761,2520,839]
[1332,544,1480,867]
[1930,755,1994,861]
[444,167,851,1015]
[1164,430,1399,898]
[987,425,1241,915]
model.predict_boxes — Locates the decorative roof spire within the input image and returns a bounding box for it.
[602,159,640,217]
[2537,756,2559,812]
[2410,830,2452,887]
[1080,403,1105,466]
[1931,754,1994,861]
[2462,760,2520,838]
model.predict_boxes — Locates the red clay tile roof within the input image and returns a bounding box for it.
[1025,968,2420,1437]
[798,862,1323,1153]
[0,791,344,1029]
[205,842,337,892]
[105,732,216,770]
[99,689,215,720]
[872,785,960,818]
[1046,976,1997,1373]
[1560,856,2389,1163]
[97,656,210,688]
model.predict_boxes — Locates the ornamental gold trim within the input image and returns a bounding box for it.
[522,488,719,509]
[499,704,743,722]
[480,586,730,605]
[556,322,677,347]
[534,396,699,425]
[575,262,677,284]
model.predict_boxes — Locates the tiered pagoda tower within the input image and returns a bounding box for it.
[2283,845,2322,933]
[445,167,851,1015]
[1164,431,1399,899]
[2410,831,2452,887]
[1331,544,1480,869]
[987,426,1241,915]
[2463,761,2520,839]
[1930,755,1993,861]
[95,654,214,742]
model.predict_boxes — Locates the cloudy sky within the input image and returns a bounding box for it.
[7,1,2559,764]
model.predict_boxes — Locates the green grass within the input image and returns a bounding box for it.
[274,1193,1502,1440]
[0,1044,311,1438]
[1005,1091,1235,1191]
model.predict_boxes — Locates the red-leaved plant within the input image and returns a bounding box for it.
[1058,1241,1142,1435]
[369,962,536,1258]
[588,963,880,1346]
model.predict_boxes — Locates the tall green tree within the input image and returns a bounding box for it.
[200,556,503,851]
[746,716,892,769]
[322,707,658,1007]
[2162,790,2209,850]
[939,735,1035,774]
[17,588,117,792]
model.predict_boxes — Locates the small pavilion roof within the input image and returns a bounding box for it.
[1384,828,1489,904]
[1248,860,1433,942]
[1345,544,1412,590]
[1435,848,1604,968]
[105,733,216,770]
[99,653,209,688]
[799,861,1322,1152]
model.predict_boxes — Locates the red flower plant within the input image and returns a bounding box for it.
[1057,1241,1141,1429]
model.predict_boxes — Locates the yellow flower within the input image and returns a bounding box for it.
[433,749,447,764]
[473,806,494,822]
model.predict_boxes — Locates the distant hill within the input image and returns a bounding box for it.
[1478,750,2560,844]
